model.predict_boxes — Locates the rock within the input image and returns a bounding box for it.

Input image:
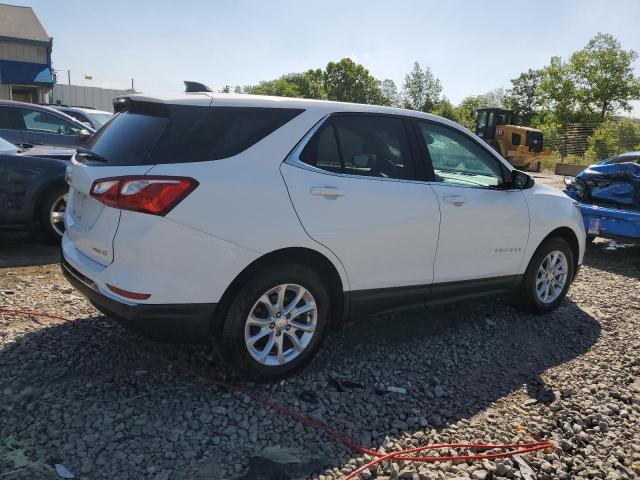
[434,386,446,398]
[471,470,488,480]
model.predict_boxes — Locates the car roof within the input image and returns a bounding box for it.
[116,92,463,130]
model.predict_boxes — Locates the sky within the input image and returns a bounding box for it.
[15,0,640,115]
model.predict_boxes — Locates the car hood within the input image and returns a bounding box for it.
[18,144,75,160]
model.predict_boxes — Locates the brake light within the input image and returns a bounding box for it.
[90,176,198,216]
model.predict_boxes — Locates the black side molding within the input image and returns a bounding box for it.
[349,275,522,318]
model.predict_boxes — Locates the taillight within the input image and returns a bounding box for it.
[90,176,198,216]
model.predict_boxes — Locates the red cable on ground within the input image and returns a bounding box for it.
[0,308,554,479]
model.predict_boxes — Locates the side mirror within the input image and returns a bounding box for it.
[77,129,92,139]
[511,169,534,189]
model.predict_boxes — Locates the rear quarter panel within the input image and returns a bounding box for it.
[0,154,67,225]
[146,109,350,292]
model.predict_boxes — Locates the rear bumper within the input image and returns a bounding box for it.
[61,259,216,344]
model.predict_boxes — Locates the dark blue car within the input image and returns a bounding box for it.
[0,100,94,148]
[0,136,74,240]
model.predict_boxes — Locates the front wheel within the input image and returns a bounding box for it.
[514,237,575,313]
[221,264,331,381]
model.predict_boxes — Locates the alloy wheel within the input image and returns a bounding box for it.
[49,193,67,237]
[244,283,317,366]
[535,250,568,303]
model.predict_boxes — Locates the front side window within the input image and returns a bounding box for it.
[19,108,81,135]
[300,115,415,180]
[419,122,504,188]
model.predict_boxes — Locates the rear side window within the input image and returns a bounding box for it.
[86,104,303,166]
[0,106,15,129]
[299,121,341,173]
[300,115,415,180]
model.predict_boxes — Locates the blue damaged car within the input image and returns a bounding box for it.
[564,155,640,241]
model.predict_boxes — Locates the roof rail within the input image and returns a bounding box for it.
[184,81,213,93]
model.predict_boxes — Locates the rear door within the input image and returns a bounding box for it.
[415,120,529,283]
[282,113,440,292]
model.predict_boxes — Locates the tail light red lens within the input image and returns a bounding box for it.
[90,176,198,216]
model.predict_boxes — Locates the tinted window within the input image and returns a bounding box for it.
[334,116,413,180]
[419,122,504,188]
[0,107,17,129]
[299,121,341,173]
[300,115,414,180]
[64,111,91,125]
[86,104,303,166]
[19,108,81,135]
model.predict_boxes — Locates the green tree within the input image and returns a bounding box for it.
[244,77,301,97]
[431,97,457,121]
[504,69,543,125]
[453,93,499,130]
[380,79,400,107]
[571,33,640,120]
[323,58,385,104]
[219,85,231,93]
[401,62,442,112]
[585,118,640,161]
[284,70,326,99]
[538,56,579,124]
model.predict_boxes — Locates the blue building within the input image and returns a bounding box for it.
[0,3,53,103]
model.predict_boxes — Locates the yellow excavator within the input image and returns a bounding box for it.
[475,108,549,169]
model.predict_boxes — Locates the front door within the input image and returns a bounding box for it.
[16,107,84,147]
[416,120,529,283]
[282,114,440,292]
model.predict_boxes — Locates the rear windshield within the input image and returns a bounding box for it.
[85,103,303,165]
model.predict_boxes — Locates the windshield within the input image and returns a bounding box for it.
[87,112,113,128]
[0,136,18,154]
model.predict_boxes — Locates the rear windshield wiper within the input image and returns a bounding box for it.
[76,146,108,163]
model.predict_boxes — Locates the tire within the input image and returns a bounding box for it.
[221,264,331,382]
[38,184,68,242]
[514,237,575,313]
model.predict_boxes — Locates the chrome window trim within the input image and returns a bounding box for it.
[284,113,522,191]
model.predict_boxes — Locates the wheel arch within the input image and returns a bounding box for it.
[33,177,67,222]
[537,226,581,277]
[211,247,347,336]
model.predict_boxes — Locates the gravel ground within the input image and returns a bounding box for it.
[1,193,639,479]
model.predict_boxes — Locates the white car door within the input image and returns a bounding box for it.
[415,120,529,283]
[281,114,440,293]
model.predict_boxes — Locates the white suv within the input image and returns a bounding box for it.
[61,88,586,380]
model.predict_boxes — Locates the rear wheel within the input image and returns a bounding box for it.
[514,237,575,313]
[39,185,67,241]
[221,264,331,381]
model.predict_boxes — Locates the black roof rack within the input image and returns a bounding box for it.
[184,81,213,93]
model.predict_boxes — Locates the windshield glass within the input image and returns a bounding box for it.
[0,136,18,154]
[87,112,113,128]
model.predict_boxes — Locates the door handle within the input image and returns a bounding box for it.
[443,195,465,206]
[310,186,345,198]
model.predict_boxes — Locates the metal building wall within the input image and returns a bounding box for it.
[51,84,132,112]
